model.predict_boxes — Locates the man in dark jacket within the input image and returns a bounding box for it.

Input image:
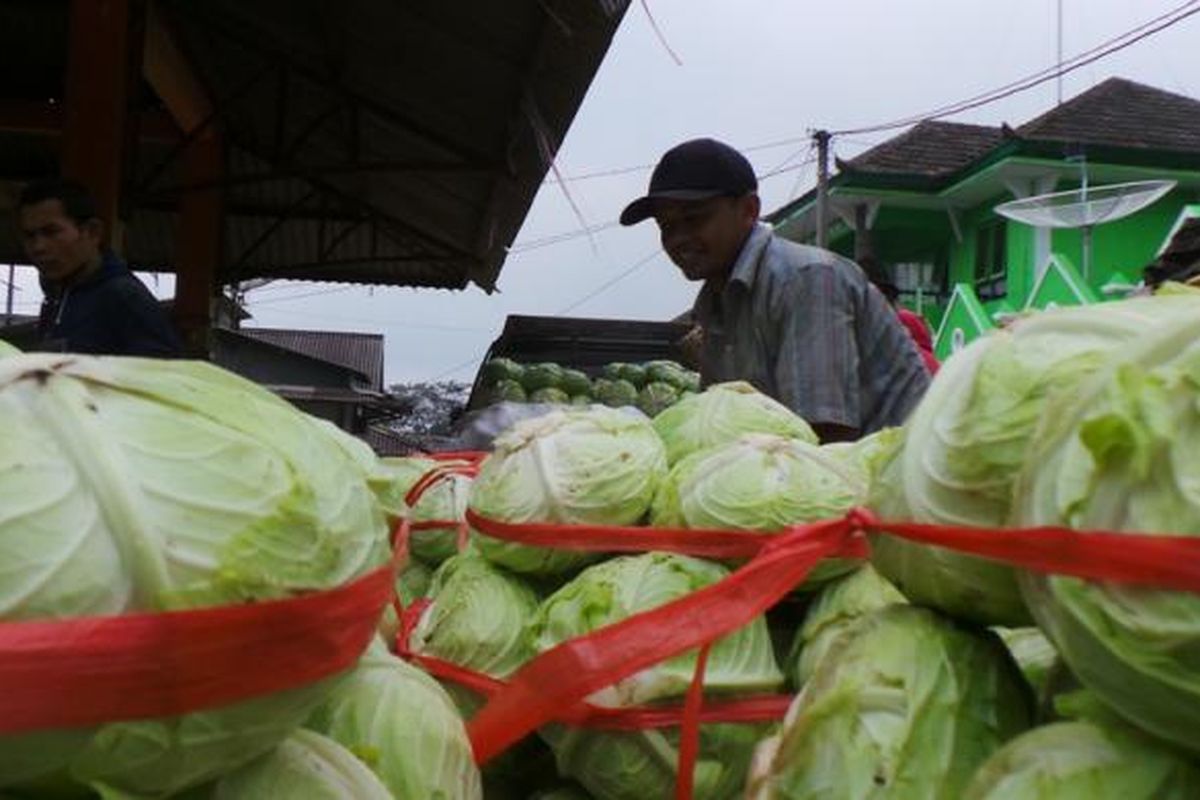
[19,178,182,357]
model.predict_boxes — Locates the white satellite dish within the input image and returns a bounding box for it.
[995,179,1176,279]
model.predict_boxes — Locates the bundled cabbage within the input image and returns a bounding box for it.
[994,627,1059,700]
[410,554,539,698]
[819,427,900,490]
[748,606,1032,800]
[376,559,433,644]
[869,296,1200,626]
[200,729,392,799]
[529,553,784,800]
[1012,315,1200,754]
[784,564,907,688]
[651,434,864,584]
[305,640,482,799]
[652,382,816,465]
[371,456,436,520]
[0,354,388,797]
[469,407,667,575]
[963,718,1200,799]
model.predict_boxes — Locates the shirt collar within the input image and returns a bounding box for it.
[693,223,772,325]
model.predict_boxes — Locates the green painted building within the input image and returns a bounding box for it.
[766,78,1200,359]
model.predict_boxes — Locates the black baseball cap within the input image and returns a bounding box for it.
[619,138,758,226]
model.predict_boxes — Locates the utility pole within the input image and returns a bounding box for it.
[4,265,13,327]
[815,129,831,249]
[1056,0,1064,105]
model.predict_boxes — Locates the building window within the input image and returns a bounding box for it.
[974,221,1007,300]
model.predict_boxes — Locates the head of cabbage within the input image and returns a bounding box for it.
[0,354,388,797]
[869,295,1200,627]
[1012,313,1200,755]
[748,605,1032,800]
[651,434,865,584]
[469,407,667,576]
[529,552,784,800]
[652,381,816,465]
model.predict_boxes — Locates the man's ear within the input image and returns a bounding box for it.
[81,217,104,245]
[743,193,762,225]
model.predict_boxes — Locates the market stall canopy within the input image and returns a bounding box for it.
[0,0,630,291]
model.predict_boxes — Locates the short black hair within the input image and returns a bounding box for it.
[18,178,99,226]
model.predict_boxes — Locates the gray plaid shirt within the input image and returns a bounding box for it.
[693,223,930,433]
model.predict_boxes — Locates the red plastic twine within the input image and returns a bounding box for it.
[0,565,394,734]
[466,509,1200,766]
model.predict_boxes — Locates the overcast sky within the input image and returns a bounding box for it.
[6,1,1199,384]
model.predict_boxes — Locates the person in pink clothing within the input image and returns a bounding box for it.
[876,280,940,375]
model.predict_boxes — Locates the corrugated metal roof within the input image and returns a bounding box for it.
[236,326,384,389]
[0,0,632,292]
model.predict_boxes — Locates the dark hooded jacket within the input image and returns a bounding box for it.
[37,251,182,357]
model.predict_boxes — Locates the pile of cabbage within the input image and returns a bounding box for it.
[10,286,1200,800]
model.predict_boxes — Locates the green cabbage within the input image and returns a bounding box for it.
[408,464,473,564]
[637,381,678,417]
[530,552,784,800]
[592,378,639,408]
[1012,314,1200,754]
[523,363,565,392]
[305,641,482,799]
[963,719,1200,799]
[0,354,388,797]
[470,407,667,575]
[748,606,1032,800]
[372,456,436,520]
[200,729,392,799]
[483,358,526,385]
[530,387,572,405]
[784,564,907,689]
[994,627,1059,700]
[652,382,816,466]
[377,558,434,644]
[869,296,1200,627]
[819,427,901,491]
[651,434,864,584]
[560,369,593,397]
[489,379,528,404]
[0,339,20,357]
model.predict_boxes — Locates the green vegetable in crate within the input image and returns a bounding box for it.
[1012,313,1200,755]
[963,718,1200,799]
[747,606,1032,800]
[523,362,565,392]
[869,294,1200,627]
[483,357,526,385]
[306,640,483,799]
[636,381,678,417]
[592,378,639,408]
[530,553,784,800]
[569,394,592,407]
[559,369,593,397]
[201,729,393,800]
[530,386,571,405]
[615,362,647,388]
[0,354,388,797]
[651,434,863,585]
[489,378,528,405]
[601,362,628,381]
[682,370,701,393]
[644,360,687,388]
[469,407,667,575]
[784,564,907,688]
[653,381,816,465]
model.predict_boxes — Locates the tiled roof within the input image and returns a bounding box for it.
[1018,77,1200,154]
[843,120,1006,178]
[236,327,384,389]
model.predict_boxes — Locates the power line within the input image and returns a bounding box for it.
[556,248,664,315]
[833,0,1200,136]
[245,285,359,306]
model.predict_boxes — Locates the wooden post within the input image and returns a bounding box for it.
[815,130,831,249]
[174,133,224,358]
[61,0,143,253]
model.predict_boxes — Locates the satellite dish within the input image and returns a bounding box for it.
[995,179,1176,279]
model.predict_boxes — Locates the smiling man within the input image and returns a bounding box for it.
[620,138,929,442]
[18,178,181,357]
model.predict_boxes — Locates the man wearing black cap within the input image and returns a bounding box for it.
[621,138,930,441]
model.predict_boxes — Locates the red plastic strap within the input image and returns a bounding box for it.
[404,462,479,509]
[467,517,864,763]
[872,513,1200,592]
[676,643,711,800]
[466,509,777,560]
[0,565,394,734]
[424,450,488,463]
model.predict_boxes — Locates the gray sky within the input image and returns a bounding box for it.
[7,1,1199,384]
